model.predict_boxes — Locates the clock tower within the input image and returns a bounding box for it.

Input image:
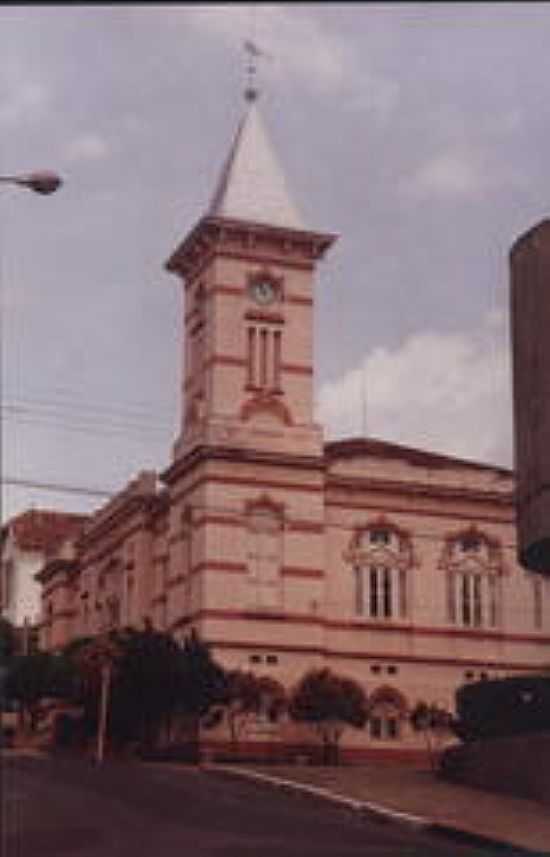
[161,94,335,649]
[165,97,336,462]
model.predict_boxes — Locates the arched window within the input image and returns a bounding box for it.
[246,499,283,609]
[346,520,414,621]
[439,527,504,629]
[368,686,407,741]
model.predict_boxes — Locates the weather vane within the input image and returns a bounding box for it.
[243,39,272,103]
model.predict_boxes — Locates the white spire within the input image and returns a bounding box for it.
[207,101,305,231]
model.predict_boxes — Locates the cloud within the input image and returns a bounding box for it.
[0,80,50,127]
[63,133,109,164]
[316,311,513,467]
[344,76,400,125]
[402,147,527,200]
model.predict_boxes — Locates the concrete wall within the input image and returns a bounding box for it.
[441,732,550,803]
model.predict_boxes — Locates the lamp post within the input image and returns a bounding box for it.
[0,171,63,195]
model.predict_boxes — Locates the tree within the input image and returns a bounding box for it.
[289,668,368,764]
[49,628,227,757]
[4,651,75,732]
[66,627,185,753]
[410,701,454,771]
[220,670,286,747]
[111,626,184,749]
[177,630,228,741]
[0,617,17,661]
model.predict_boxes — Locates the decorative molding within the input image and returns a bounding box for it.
[286,294,313,307]
[280,363,313,376]
[204,354,247,370]
[281,566,325,579]
[166,606,550,647]
[192,632,548,672]
[438,524,506,576]
[344,514,417,571]
[327,476,513,508]
[244,492,286,519]
[240,394,293,426]
[190,561,247,576]
[286,520,325,535]
[245,309,284,324]
[369,684,408,714]
[326,496,514,525]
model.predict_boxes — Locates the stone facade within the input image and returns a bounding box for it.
[37,98,550,758]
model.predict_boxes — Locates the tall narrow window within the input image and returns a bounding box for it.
[461,574,471,626]
[369,567,378,617]
[488,575,498,628]
[260,329,268,388]
[247,327,256,386]
[246,325,283,393]
[473,574,482,627]
[447,571,456,623]
[383,567,392,617]
[351,524,412,622]
[399,568,407,618]
[354,566,363,615]
[442,532,503,630]
[273,330,282,390]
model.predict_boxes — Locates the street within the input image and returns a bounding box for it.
[0,754,523,857]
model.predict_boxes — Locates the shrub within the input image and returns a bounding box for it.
[289,668,368,764]
[454,675,550,742]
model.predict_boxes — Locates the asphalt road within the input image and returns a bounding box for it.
[0,754,523,857]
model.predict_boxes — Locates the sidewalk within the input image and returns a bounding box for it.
[210,763,550,855]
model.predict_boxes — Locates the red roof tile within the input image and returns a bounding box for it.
[5,509,87,556]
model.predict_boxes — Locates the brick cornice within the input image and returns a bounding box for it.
[168,606,550,647]
[165,216,336,281]
[327,475,513,507]
[326,496,515,525]
[162,444,324,487]
[206,638,544,672]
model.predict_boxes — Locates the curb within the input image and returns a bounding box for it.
[204,764,546,856]
[203,764,429,831]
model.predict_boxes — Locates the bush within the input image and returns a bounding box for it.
[289,668,368,764]
[1,725,15,748]
[52,712,84,748]
[454,675,550,742]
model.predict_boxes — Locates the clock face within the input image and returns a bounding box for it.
[251,280,276,306]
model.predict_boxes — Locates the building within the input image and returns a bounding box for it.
[510,220,550,574]
[37,90,550,758]
[1,509,86,637]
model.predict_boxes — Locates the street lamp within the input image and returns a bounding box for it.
[0,171,63,195]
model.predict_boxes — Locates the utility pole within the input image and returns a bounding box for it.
[96,660,111,765]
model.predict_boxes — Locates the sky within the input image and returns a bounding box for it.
[1,3,549,522]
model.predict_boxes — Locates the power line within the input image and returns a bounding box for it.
[2,414,170,442]
[3,383,176,418]
[2,476,114,499]
[2,394,174,426]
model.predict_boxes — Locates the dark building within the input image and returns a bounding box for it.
[510,220,550,573]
